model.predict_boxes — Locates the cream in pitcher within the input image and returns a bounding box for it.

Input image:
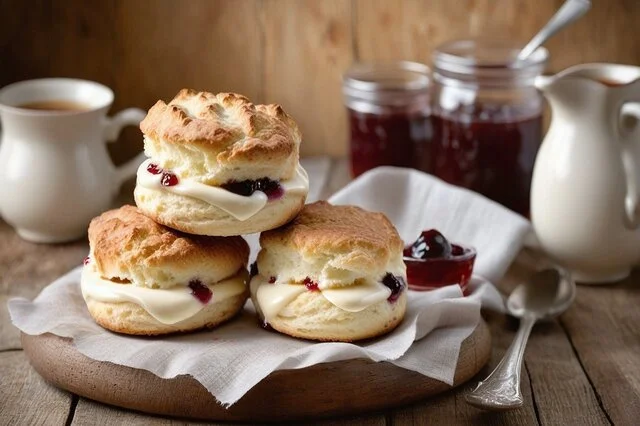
[0,78,146,243]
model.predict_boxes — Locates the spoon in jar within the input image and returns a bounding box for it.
[465,268,576,410]
[517,0,591,61]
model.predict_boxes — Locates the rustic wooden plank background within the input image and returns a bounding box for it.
[1,0,639,160]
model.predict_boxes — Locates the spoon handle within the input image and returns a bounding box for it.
[465,315,536,410]
[518,0,591,60]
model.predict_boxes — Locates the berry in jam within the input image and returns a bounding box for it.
[221,178,284,200]
[404,229,452,259]
[188,279,212,304]
[303,277,319,291]
[146,163,162,175]
[403,229,476,294]
[268,276,276,284]
[382,273,405,302]
[161,172,179,187]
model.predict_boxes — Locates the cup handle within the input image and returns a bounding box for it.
[103,108,147,188]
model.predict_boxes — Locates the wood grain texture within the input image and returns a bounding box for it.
[560,273,640,426]
[390,312,539,426]
[2,0,640,156]
[263,0,353,157]
[21,321,490,422]
[71,398,387,426]
[111,0,263,164]
[0,351,73,425]
[0,220,88,351]
[354,0,470,65]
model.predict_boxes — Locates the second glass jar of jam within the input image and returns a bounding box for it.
[343,62,431,177]
[431,40,548,216]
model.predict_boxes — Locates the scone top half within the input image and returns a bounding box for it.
[250,201,408,342]
[257,201,406,289]
[141,90,301,186]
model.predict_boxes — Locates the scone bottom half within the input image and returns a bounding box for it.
[81,205,250,336]
[134,90,309,236]
[250,201,408,342]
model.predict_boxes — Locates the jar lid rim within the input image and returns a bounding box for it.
[343,61,430,92]
[434,39,548,72]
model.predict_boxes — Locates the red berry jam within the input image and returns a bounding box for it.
[382,273,405,302]
[303,277,319,292]
[349,110,432,177]
[431,108,541,216]
[268,276,276,284]
[403,230,476,295]
[161,172,179,187]
[146,163,162,175]
[222,178,284,200]
[188,279,212,304]
[83,256,90,265]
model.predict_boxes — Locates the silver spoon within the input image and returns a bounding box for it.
[517,0,591,61]
[465,268,576,410]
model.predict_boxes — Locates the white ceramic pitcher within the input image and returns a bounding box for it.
[531,63,640,283]
[0,78,146,243]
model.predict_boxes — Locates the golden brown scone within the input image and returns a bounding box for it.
[250,201,407,342]
[88,205,248,288]
[134,90,308,236]
[81,205,249,335]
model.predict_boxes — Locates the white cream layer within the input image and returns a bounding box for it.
[250,275,393,322]
[136,159,309,221]
[81,267,248,325]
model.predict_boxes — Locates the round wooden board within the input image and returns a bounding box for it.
[21,320,490,422]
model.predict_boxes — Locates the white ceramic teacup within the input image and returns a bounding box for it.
[0,78,146,243]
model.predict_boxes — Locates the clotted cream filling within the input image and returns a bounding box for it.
[250,275,393,322]
[136,159,309,221]
[81,266,248,325]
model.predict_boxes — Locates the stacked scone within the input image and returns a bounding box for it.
[81,89,408,341]
[81,90,308,335]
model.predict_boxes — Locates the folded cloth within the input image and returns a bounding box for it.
[9,164,530,407]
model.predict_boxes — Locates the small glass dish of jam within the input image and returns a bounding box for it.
[403,229,476,295]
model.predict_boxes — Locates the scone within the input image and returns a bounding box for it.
[81,205,250,335]
[250,201,407,342]
[134,90,309,236]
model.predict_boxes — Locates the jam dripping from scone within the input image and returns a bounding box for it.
[188,279,212,304]
[83,256,90,265]
[146,163,179,186]
[382,273,405,302]
[146,163,162,175]
[221,178,284,200]
[303,277,319,291]
[160,172,179,187]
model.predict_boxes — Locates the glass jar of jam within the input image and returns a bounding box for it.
[342,62,431,177]
[431,40,548,216]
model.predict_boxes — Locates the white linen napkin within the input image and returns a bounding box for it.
[9,164,530,407]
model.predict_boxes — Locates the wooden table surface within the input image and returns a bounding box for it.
[1,158,639,426]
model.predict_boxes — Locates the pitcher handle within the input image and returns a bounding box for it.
[103,108,147,188]
[620,102,640,229]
